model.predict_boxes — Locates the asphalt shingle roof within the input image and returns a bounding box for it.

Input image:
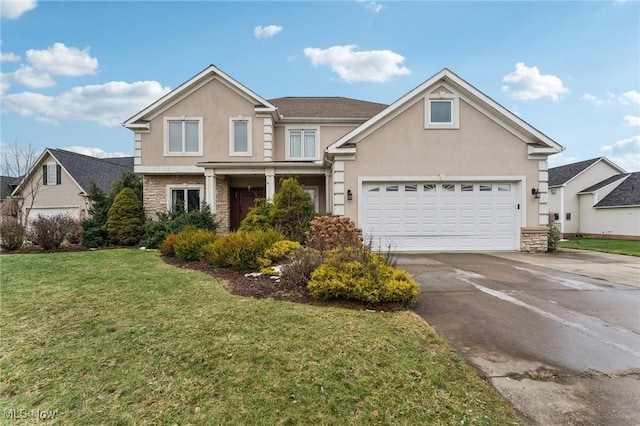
[548,158,601,187]
[269,97,388,119]
[578,174,628,194]
[48,149,134,193]
[594,172,640,207]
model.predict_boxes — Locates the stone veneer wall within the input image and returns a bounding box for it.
[520,227,549,253]
[215,178,230,233]
[142,175,205,217]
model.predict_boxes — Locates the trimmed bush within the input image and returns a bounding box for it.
[280,247,324,287]
[239,200,275,233]
[258,240,301,267]
[28,214,78,250]
[142,204,217,249]
[0,217,24,251]
[159,233,179,257]
[104,188,145,246]
[305,215,362,251]
[270,177,315,243]
[202,229,283,271]
[308,247,419,304]
[173,227,218,261]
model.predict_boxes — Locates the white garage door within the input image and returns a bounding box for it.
[29,207,80,220]
[362,182,518,251]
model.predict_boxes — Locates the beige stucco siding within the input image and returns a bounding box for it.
[20,153,88,220]
[140,78,264,166]
[272,124,357,161]
[342,98,541,227]
[554,161,622,234]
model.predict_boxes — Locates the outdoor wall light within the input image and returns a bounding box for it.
[347,189,353,201]
[531,188,541,199]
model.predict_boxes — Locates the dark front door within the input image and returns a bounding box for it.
[230,187,266,231]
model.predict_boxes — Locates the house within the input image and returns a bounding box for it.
[575,172,640,239]
[124,65,563,252]
[548,157,627,236]
[11,149,134,221]
[0,175,22,216]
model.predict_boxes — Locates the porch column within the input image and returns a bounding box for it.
[204,168,216,214]
[325,170,332,214]
[265,167,275,203]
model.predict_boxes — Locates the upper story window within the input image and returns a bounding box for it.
[42,162,61,185]
[229,117,252,156]
[164,117,203,156]
[425,92,459,129]
[287,128,318,160]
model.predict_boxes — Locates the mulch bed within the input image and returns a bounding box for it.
[162,256,409,312]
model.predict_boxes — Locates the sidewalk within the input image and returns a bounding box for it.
[491,249,640,288]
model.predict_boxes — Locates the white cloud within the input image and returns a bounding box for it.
[357,0,383,12]
[0,0,37,19]
[502,63,569,101]
[620,90,640,105]
[25,42,98,76]
[623,115,640,127]
[581,93,612,106]
[63,146,128,158]
[601,135,640,172]
[3,80,171,127]
[7,65,55,88]
[253,25,282,38]
[548,152,579,168]
[0,51,20,62]
[303,45,410,83]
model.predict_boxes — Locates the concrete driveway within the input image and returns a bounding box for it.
[399,251,640,426]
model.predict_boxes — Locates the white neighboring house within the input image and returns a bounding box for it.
[11,148,133,221]
[576,172,640,239]
[548,157,634,237]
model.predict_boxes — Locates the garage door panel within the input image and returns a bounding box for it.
[362,180,518,251]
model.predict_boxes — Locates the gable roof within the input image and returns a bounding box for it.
[577,173,628,194]
[13,149,134,196]
[269,97,387,120]
[0,175,22,200]
[123,64,277,129]
[548,157,626,187]
[327,68,563,154]
[594,172,640,208]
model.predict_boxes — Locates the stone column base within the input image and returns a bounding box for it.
[521,227,549,253]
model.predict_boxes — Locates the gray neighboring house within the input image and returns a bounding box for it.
[576,172,640,239]
[548,157,639,238]
[11,148,134,221]
[0,175,23,216]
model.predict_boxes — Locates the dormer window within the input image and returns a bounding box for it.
[425,92,459,129]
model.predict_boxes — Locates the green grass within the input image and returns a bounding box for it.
[558,238,640,256]
[1,250,524,425]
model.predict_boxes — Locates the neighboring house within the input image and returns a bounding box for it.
[124,65,563,252]
[548,157,627,236]
[11,149,134,221]
[576,172,640,239]
[0,175,22,216]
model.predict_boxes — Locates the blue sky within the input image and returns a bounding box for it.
[1,0,639,171]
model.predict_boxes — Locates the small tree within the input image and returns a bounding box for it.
[270,177,315,243]
[110,171,142,202]
[104,187,145,246]
[80,182,110,247]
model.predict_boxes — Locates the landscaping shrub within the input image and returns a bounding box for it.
[202,229,283,271]
[305,215,362,251]
[173,227,218,261]
[548,216,562,252]
[307,247,419,304]
[280,247,324,287]
[142,204,217,249]
[104,187,146,246]
[81,182,110,247]
[28,214,77,250]
[239,200,275,232]
[257,239,301,276]
[159,233,179,257]
[0,217,24,251]
[270,177,315,243]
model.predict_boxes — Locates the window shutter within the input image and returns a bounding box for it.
[56,164,62,185]
[43,165,48,185]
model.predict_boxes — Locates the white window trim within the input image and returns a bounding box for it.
[229,116,252,157]
[165,184,204,213]
[285,126,320,161]
[164,117,204,156]
[425,93,459,129]
[46,162,57,185]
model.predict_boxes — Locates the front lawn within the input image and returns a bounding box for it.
[1,250,524,425]
[558,238,640,257]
